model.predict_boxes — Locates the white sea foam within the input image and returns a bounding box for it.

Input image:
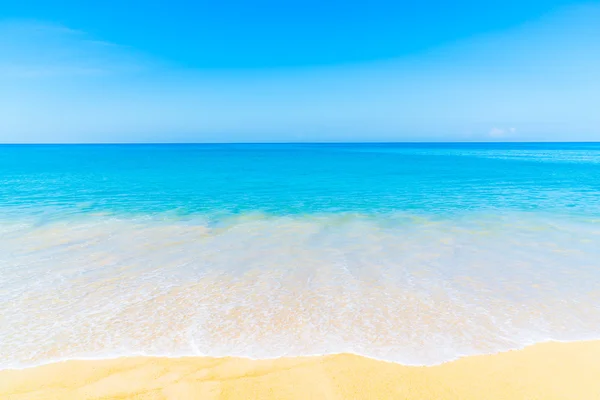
[1,212,600,369]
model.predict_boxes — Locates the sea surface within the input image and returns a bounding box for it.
[1,143,600,369]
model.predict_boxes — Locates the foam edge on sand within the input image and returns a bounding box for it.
[1,340,600,399]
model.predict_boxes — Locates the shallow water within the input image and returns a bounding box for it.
[1,143,600,368]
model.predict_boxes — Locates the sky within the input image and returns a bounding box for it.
[0,0,599,143]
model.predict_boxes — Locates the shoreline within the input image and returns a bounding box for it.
[2,340,600,399]
[0,336,595,371]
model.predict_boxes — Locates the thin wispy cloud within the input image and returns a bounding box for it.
[0,20,147,78]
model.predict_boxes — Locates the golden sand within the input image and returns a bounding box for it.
[1,340,600,399]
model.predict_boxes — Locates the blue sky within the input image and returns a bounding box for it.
[0,1,599,142]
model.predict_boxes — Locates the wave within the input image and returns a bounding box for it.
[1,211,600,368]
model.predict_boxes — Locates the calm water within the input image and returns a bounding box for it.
[1,143,600,368]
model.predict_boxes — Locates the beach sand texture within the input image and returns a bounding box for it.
[1,340,599,399]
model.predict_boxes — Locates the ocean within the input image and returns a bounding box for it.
[1,142,600,368]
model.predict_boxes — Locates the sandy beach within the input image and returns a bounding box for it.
[1,340,599,399]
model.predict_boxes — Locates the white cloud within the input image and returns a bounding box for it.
[488,127,517,138]
[489,127,506,138]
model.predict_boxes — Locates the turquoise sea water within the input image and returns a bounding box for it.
[1,143,600,368]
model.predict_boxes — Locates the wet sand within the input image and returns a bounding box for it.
[1,340,599,399]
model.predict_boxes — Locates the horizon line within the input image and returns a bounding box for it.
[1,141,599,146]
